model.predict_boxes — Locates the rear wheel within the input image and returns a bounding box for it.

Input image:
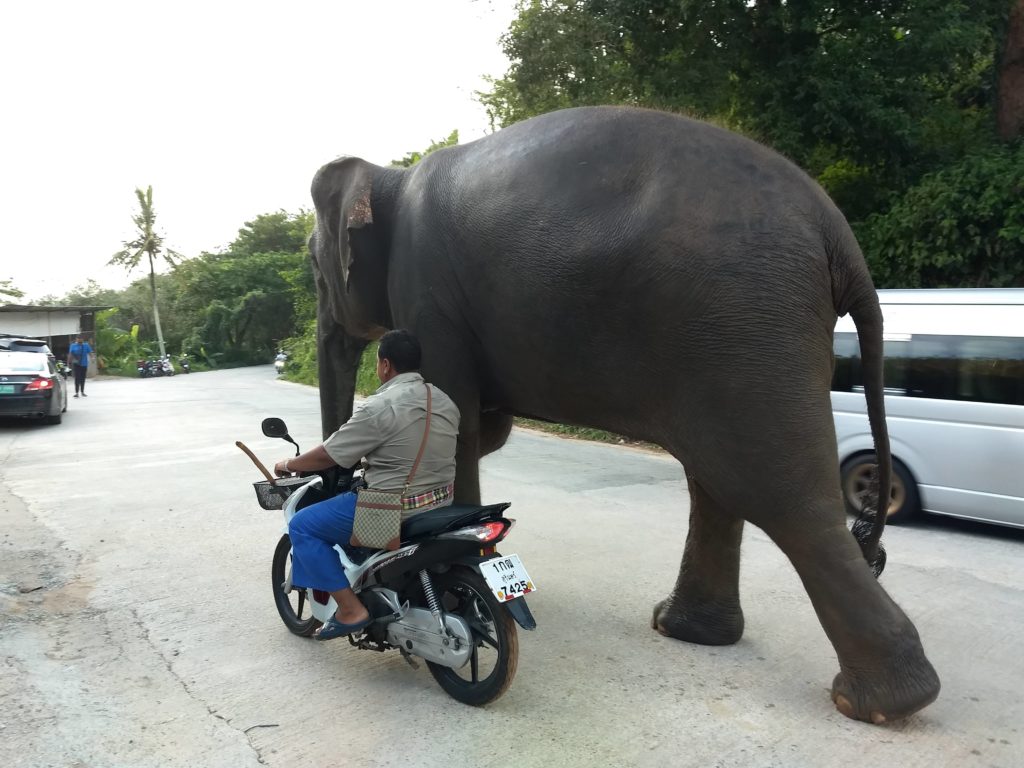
[271,534,323,636]
[426,568,518,706]
[841,455,920,525]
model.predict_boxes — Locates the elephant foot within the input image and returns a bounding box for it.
[650,595,744,646]
[830,647,941,724]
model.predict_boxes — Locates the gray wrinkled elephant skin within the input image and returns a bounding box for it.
[307,106,940,723]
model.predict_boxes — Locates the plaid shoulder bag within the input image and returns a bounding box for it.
[351,383,432,551]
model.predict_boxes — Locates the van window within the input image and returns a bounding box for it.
[955,338,1024,406]
[832,332,859,391]
[904,336,958,400]
[883,339,909,394]
[832,333,1024,406]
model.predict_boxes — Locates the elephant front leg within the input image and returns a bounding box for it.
[453,411,483,504]
[652,476,745,645]
[771,520,940,723]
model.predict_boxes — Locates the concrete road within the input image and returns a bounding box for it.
[1,367,1021,768]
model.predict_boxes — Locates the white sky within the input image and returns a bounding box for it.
[0,0,519,301]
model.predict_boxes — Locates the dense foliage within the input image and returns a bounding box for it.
[389,130,460,168]
[857,142,1024,287]
[481,0,1023,286]
[40,211,315,374]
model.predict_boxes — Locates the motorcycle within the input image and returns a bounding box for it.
[55,360,72,379]
[137,359,151,377]
[273,352,287,375]
[241,417,537,706]
[179,354,191,374]
[159,355,175,376]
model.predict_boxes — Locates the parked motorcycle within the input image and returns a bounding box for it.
[159,355,175,376]
[55,360,72,379]
[240,418,537,705]
[137,359,150,377]
[179,354,191,374]
[273,352,287,375]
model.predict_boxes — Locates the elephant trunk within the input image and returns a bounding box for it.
[317,321,368,439]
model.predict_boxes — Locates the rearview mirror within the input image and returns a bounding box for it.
[262,417,289,438]
[261,417,300,457]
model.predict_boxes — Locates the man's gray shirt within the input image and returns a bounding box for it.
[323,372,460,496]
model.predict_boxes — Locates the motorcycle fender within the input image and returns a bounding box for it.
[504,595,537,631]
[453,554,538,631]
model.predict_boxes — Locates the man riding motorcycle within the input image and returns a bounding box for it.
[273,329,460,640]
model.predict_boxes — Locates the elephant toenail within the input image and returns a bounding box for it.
[834,694,854,718]
[871,711,887,725]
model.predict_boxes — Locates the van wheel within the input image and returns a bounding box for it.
[840,456,920,525]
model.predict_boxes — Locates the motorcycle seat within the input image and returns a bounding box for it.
[401,502,511,542]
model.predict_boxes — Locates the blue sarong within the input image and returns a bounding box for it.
[287,491,357,592]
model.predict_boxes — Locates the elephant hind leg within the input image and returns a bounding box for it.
[767,517,940,723]
[652,475,745,645]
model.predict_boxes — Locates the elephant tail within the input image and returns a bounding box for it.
[845,273,891,578]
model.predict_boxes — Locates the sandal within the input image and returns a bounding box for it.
[315,613,371,641]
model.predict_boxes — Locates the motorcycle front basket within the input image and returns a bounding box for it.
[252,476,307,510]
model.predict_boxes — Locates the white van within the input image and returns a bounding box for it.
[832,288,1024,528]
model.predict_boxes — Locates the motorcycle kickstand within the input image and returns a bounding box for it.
[399,648,420,670]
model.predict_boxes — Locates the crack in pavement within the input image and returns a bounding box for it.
[127,606,270,765]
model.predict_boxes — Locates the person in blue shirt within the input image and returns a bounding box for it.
[67,334,93,397]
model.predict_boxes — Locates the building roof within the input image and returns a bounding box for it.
[0,304,113,313]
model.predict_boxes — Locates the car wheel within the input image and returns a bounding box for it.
[840,455,920,525]
[44,413,62,425]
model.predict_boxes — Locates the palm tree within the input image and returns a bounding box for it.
[110,186,180,357]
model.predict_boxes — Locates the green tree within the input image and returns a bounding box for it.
[51,279,122,307]
[390,130,460,167]
[856,142,1024,288]
[230,209,314,257]
[167,211,314,363]
[109,186,180,357]
[482,1,1008,217]
[0,279,24,301]
[998,0,1024,141]
[93,308,144,371]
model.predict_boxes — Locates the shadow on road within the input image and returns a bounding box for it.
[890,511,1024,542]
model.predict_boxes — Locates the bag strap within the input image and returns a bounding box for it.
[402,383,433,494]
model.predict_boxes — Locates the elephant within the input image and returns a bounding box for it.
[307,106,940,723]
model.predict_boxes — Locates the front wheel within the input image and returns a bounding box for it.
[426,567,518,706]
[271,534,322,636]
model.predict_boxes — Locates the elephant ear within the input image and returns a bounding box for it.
[310,156,374,294]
